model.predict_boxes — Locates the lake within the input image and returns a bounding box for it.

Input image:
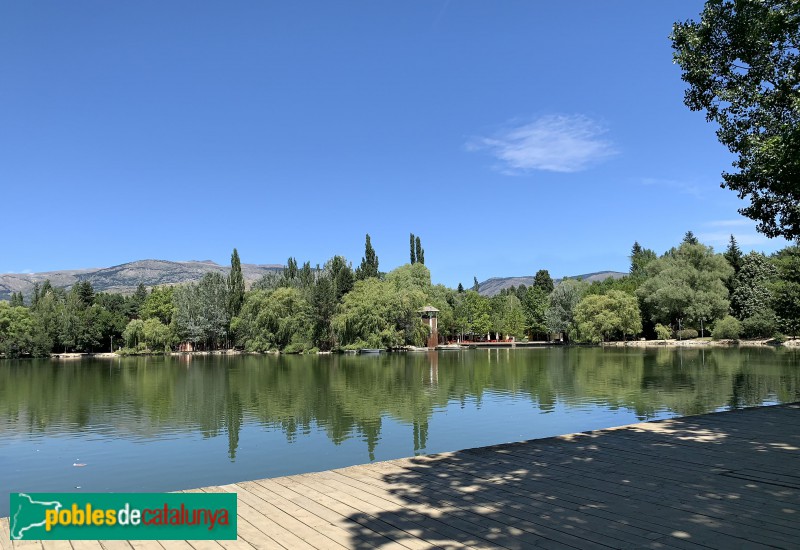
[1,347,798,517]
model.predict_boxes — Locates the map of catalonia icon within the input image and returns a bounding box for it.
[9,492,237,540]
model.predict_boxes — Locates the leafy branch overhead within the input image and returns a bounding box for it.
[672,0,800,239]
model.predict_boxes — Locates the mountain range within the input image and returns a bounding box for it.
[0,261,626,301]
[0,260,283,301]
[477,271,627,297]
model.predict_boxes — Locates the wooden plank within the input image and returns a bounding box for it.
[290,473,493,550]
[238,480,388,550]
[466,439,800,528]
[269,475,446,550]
[181,542,224,550]
[156,542,194,550]
[0,518,13,550]
[229,483,346,550]
[199,487,288,549]
[350,460,702,550]
[310,469,603,550]
[253,478,408,550]
[377,448,795,549]
[68,542,104,550]
[438,448,800,539]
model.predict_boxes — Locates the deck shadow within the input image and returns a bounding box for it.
[340,403,800,549]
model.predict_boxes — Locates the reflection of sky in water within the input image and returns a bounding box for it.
[1,348,798,517]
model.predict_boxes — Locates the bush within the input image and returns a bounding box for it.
[676,328,699,340]
[741,310,778,339]
[712,316,742,340]
[770,334,786,345]
[282,342,305,354]
[654,323,672,341]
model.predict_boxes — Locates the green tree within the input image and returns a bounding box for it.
[672,0,800,240]
[284,257,298,282]
[410,233,416,264]
[463,290,492,338]
[30,284,60,354]
[297,261,314,291]
[457,282,464,293]
[522,286,549,339]
[630,242,657,279]
[232,287,312,352]
[123,319,145,348]
[327,255,354,300]
[770,245,800,335]
[490,294,525,338]
[731,251,777,320]
[655,323,672,341]
[636,241,733,335]
[712,315,742,340]
[173,273,230,349]
[683,231,699,245]
[533,269,554,294]
[545,279,588,340]
[131,283,148,317]
[228,248,245,318]
[574,295,618,343]
[574,290,642,343]
[309,273,336,350]
[9,292,24,307]
[73,280,95,308]
[415,236,424,265]
[724,235,744,274]
[333,275,426,348]
[472,277,480,292]
[142,318,175,352]
[355,234,380,280]
[140,286,176,326]
[0,302,38,357]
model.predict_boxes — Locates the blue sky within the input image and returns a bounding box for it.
[0,1,792,287]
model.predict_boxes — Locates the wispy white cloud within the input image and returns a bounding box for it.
[697,231,773,247]
[468,114,617,174]
[698,219,792,249]
[704,219,753,228]
[640,177,703,197]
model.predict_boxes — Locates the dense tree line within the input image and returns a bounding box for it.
[1,234,799,357]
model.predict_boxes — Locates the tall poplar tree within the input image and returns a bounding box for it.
[228,248,245,318]
[410,233,416,264]
[356,234,379,280]
[415,236,424,265]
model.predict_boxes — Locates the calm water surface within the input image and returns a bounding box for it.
[1,347,799,516]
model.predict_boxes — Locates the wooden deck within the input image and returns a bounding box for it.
[3,403,799,549]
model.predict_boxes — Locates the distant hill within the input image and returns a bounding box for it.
[478,271,627,297]
[0,259,284,301]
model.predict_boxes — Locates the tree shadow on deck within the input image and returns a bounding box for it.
[341,403,800,549]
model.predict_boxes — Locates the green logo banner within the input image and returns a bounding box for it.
[9,493,237,540]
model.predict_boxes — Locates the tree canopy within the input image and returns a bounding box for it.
[672,0,800,239]
[636,242,733,335]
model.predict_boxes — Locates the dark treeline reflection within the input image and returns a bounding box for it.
[1,348,798,460]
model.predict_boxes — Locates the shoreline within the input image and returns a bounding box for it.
[39,336,799,359]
